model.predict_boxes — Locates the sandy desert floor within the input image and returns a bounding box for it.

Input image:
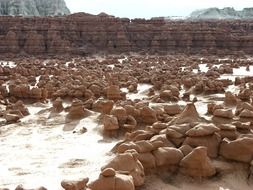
[0,54,252,190]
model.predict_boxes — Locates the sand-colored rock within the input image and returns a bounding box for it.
[61,178,89,190]
[52,97,64,113]
[186,123,220,137]
[93,100,114,114]
[101,152,145,186]
[239,109,253,118]
[139,106,157,125]
[103,115,119,130]
[152,147,184,167]
[183,133,221,158]
[213,108,233,119]
[164,104,181,115]
[106,85,122,101]
[111,107,127,126]
[170,103,200,124]
[180,146,216,177]
[66,99,92,120]
[88,169,134,190]
[219,137,253,163]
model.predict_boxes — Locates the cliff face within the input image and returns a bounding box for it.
[0,0,70,16]
[1,13,253,56]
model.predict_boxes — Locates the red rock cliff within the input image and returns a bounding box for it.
[1,13,253,55]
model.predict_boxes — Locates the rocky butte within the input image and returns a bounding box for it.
[0,12,253,56]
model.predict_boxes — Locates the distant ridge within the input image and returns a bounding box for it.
[0,0,70,16]
[190,7,253,20]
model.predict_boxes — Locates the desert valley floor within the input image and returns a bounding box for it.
[0,54,253,190]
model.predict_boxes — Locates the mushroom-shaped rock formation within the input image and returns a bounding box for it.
[101,151,145,187]
[139,106,157,125]
[66,99,92,120]
[103,115,119,131]
[110,107,127,126]
[52,97,64,113]
[224,91,238,105]
[106,85,122,101]
[88,168,135,190]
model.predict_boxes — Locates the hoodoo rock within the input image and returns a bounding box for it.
[180,146,216,177]
[103,115,119,131]
[88,168,135,190]
[101,151,145,186]
[139,106,157,125]
[219,137,253,163]
[66,99,92,120]
[170,103,200,124]
[52,97,64,113]
[106,85,122,101]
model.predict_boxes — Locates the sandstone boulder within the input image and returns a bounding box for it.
[88,168,134,190]
[4,113,21,123]
[52,97,64,113]
[164,104,181,115]
[180,146,216,177]
[224,91,237,105]
[61,178,89,190]
[139,106,157,125]
[183,133,221,158]
[239,109,253,118]
[217,124,238,140]
[153,147,184,167]
[213,108,233,119]
[106,85,122,101]
[101,152,145,186]
[92,99,114,114]
[219,137,253,163]
[170,103,200,124]
[137,152,156,170]
[66,99,92,120]
[186,123,220,137]
[103,115,119,131]
[110,107,127,126]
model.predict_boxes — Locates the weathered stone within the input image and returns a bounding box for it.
[180,146,216,177]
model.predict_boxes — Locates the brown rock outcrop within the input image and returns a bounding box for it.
[66,99,92,120]
[101,151,145,186]
[219,137,253,163]
[1,15,253,55]
[88,168,135,190]
[179,146,216,177]
[61,178,89,190]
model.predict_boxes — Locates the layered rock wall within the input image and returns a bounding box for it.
[1,13,253,55]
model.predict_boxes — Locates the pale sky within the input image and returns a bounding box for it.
[65,0,253,18]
